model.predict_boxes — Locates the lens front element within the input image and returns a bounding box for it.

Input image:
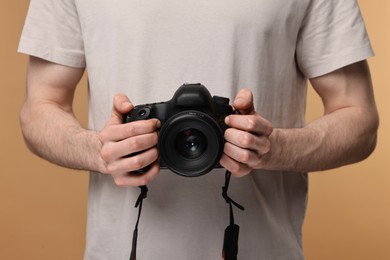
[158,111,224,177]
[175,128,207,159]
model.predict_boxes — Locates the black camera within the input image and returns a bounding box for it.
[123,83,234,177]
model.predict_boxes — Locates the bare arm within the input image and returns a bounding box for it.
[221,60,379,176]
[271,60,379,172]
[20,57,160,186]
[20,56,105,172]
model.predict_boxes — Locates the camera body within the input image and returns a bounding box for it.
[123,83,234,177]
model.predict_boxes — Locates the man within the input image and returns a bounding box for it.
[19,0,379,259]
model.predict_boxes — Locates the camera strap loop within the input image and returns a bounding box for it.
[128,172,244,260]
[129,185,148,260]
[222,170,245,260]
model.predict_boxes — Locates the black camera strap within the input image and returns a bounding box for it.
[128,170,244,260]
[222,170,245,260]
[129,185,148,260]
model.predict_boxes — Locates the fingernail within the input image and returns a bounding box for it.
[224,116,230,125]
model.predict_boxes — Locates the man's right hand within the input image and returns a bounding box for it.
[99,93,161,187]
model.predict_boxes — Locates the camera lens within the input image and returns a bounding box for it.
[175,129,207,159]
[158,111,224,177]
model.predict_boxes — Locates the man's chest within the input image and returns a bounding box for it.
[76,0,309,40]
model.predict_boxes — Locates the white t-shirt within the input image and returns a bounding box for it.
[19,0,373,259]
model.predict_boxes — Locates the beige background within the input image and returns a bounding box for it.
[0,1,388,259]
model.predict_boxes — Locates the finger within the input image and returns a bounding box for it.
[224,128,271,154]
[233,88,255,115]
[225,114,273,136]
[107,147,159,176]
[100,118,161,143]
[101,132,158,162]
[107,93,134,125]
[113,161,160,187]
[223,142,258,167]
[219,153,252,178]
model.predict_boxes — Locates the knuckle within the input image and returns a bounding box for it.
[129,137,142,151]
[100,146,112,162]
[126,124,136,137]
[229,163,241,175]
[106,164,118,175]
[262,140,272,154]
[98,130,109,143]
[238,133,252,147]
[240,150,251,163]
[257,138,271,155]
[131,156,144,170]
[246,117,257,131]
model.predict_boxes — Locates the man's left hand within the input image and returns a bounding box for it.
[220,88,273,177]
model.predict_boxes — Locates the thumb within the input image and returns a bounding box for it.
[109,93,134,125]
[233,88,255,115]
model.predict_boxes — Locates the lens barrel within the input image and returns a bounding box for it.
[158,111,224,177]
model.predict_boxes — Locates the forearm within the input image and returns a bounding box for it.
[20,100,105,173]
[262,106,378,172]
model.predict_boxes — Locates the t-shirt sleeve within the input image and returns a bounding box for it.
[296,0,374,79]
[18,0,86,68]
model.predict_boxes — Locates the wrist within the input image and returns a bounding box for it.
[257,127,310,172]
[88,130,108,174]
